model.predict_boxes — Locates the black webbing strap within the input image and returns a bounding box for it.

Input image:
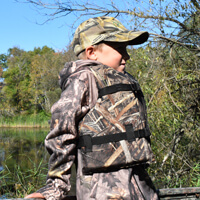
[78,125,150,152]
[98,83,143,98]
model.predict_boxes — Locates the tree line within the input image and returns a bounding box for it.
[0,46,76,116]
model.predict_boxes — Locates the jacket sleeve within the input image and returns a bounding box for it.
[37,69,98,199]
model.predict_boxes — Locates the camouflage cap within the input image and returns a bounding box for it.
[72,16,149,56]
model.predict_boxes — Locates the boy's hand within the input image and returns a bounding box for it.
[25,193,45,199]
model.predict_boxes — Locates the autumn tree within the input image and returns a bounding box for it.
[1,45,76,115]
[2,47,32,113]
[29,46,68,112]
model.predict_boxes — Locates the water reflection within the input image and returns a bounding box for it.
[0,128,49,172]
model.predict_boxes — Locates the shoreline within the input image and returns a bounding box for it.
[0,113,50,128]
[0,125,49,128]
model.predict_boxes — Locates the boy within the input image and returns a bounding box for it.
[26,16,159,200]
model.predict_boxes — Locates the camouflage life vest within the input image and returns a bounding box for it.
[78,64,155,175]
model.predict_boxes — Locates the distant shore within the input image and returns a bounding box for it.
[0,112,50,128]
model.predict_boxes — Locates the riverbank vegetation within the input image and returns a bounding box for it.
[0,158,48,198]
[0,112,50,128]
[0,128,50,198]
[0,159,76,198]
[0,0,199,197]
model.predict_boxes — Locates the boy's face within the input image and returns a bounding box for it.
[95,42,130,73]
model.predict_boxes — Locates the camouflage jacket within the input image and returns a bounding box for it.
[37,60,159,200]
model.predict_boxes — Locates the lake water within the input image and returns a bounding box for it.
[0,127,49,172]
[0,128,76,198]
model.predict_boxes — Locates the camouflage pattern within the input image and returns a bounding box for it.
[79,65,155,174]
[72,16,149,56]
[37,60,159,200]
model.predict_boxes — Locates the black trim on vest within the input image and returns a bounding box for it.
[98,83,143,98]
[78,125,150,153]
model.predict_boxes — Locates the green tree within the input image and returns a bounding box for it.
[0,54,8,70]
[2,47,32,112]
[127,41,200,188]
[1,46,76,115]
[29,46,66,112]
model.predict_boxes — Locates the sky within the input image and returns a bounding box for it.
[1,0,137,55]
[0,0,75,55]
[0,0,176,55]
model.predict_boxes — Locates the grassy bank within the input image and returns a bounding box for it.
[0,158,48,198]
[0,112,51,128]
[0,159,76,198]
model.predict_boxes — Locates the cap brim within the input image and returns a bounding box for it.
[129,31,149,45]
[103,31,149,45]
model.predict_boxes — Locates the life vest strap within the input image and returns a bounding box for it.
[78,125,150,153]
[98,84,143,98]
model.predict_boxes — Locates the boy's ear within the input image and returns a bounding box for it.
[85,46,97,60]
